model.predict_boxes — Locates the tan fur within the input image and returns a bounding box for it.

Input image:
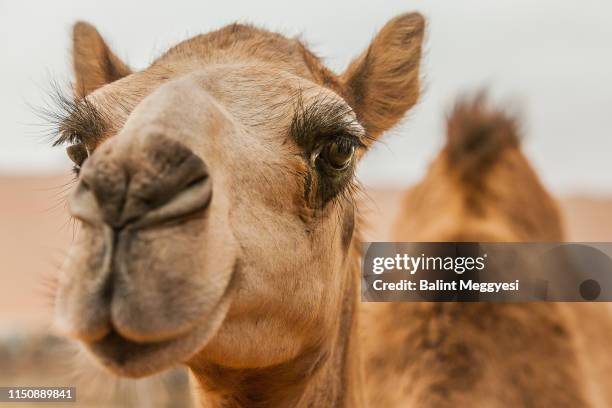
[72,22,132,98]
[362,98,612,407]
[54,14,424,408]
[341,14,424,141]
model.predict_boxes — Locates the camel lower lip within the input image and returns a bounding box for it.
[88,329,192,376]
[91,330,170,362]
[86,306,223,377]
[83,268,238,378]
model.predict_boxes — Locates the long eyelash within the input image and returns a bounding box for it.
[291,90,369,149]
[289,91,370,207]
[34,80,107,147]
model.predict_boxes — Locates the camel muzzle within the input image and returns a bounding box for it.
[70,133,212,229]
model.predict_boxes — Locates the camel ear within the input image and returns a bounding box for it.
[72,21,132,98]
[341,13,425,142]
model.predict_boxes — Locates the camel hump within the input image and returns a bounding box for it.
[445,94,520,184]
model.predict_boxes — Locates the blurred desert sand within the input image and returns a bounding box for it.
[0,174,610,406]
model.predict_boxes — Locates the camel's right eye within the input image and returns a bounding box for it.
[66,143,89,174]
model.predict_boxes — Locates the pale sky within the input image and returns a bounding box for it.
[0,0,611,194]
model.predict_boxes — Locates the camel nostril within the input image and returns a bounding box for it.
[131,170,213,228]
[186,174,209,190]
[80,178,91,191]
[119,137,212,227]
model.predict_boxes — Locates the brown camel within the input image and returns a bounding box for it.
[51,14,425,407]
[362,97,612,407]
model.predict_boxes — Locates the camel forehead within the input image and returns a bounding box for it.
[86,65,349,140]
[157,23,300,61]
[153,23,340,87]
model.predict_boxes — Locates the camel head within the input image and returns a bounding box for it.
[53,14,424,378]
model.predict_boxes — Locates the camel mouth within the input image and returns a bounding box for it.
[83,266,238,378]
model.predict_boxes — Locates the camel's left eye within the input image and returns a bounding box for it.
[319,139,355,171]
[66,143,89,172]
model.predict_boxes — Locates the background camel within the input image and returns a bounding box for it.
[51,13,424,407]
[361,97,612,407]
